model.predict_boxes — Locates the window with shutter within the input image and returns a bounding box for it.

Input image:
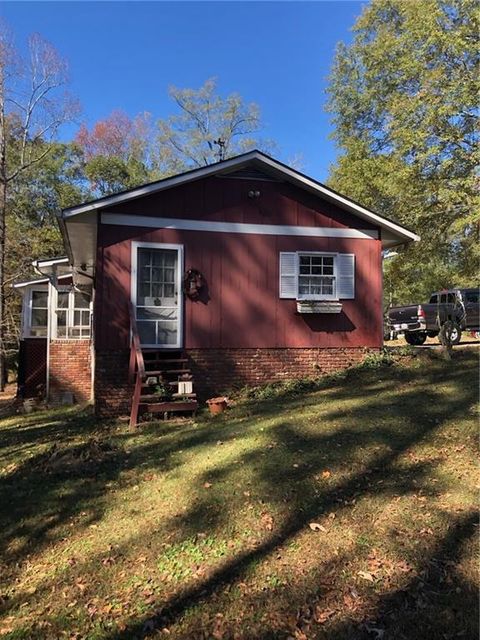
[279,252,297,298]
[279,252,355,301]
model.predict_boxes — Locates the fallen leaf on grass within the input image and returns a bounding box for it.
[309,522,326,532]
[321,470,331,479]
[357,571,375,582]
[204,482,212,488]
[261,513,274,531]
[314,606,336,624]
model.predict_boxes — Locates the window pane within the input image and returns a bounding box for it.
[164,252,176,267]
[164,284,175,298]
[57,292,69,309]
[137,321,156,344]
[31,308,48,327]
[466,293,478,303]
[74,291,90,309]
[152,251,164,266]
[32,291,48,308]
[151,283,162,298]
[57,309,67,327]
[152,267,163,282]
[139,249,151,267]
[158,321,177,345]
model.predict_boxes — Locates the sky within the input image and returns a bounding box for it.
[1,1,363,182]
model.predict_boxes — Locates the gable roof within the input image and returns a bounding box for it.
[57,150,419,269]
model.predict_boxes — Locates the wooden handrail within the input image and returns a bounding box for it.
[128,301,145,379]
[128,301,145,428]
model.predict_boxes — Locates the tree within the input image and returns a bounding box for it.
[156,78,274,171]
[4,135,85,377]
[326,0,479,304]
[0,25,79,387]
[75,110,156,195]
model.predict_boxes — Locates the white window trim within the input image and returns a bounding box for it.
[23,285,49,338]
[131,241,184,349]
[296,251,339,302]
[52,287,92,340]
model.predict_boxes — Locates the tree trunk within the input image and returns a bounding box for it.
[0,71,5,392]
[0,178,5,390]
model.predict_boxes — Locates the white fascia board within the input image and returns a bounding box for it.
[32,256,70,268]
[102,212,379,240]
[62,153,260,217]
[13,273,72,289]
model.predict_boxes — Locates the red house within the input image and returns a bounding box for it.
[14,151,418,424]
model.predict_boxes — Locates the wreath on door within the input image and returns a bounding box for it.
[183,268,205,300]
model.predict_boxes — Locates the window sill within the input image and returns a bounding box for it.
[296,301,343,314]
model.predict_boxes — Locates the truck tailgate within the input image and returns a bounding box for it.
[388,305,419,325]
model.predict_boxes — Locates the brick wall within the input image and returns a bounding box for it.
[49,340,92,404]
[94,347,375,417]
[187,347,375,399]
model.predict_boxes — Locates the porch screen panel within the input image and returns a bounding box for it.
[136,248,178,345]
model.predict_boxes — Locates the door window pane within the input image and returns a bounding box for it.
[158,321,177,345]
[137,321,156,345]
[136,248,179,345]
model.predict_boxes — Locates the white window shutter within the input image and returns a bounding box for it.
[337,254,355,299]
[279,252,297,299]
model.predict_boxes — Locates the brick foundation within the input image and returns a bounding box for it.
[94,347,375,418]
[187,348,375,400]
[95,350,132,417]
[49,340,92,404]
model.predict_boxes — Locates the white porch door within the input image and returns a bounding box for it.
[133,244,183,348]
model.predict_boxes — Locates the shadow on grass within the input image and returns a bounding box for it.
[0,350,478,639]
[96,350,477,639]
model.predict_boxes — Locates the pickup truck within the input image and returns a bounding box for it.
[387,288,480,345]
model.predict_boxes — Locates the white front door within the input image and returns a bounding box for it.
[132,242,183,348]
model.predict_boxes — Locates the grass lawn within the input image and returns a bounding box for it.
[0,348,478,640]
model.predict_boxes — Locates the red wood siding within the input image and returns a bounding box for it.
[108,176,378,230]
[95,176,383,351]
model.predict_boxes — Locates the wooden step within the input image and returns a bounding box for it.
[141,380,190,389]
[140,400,198,413]
[143,358,188,365]
[142,369,191,376]
[141,391,197,400]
